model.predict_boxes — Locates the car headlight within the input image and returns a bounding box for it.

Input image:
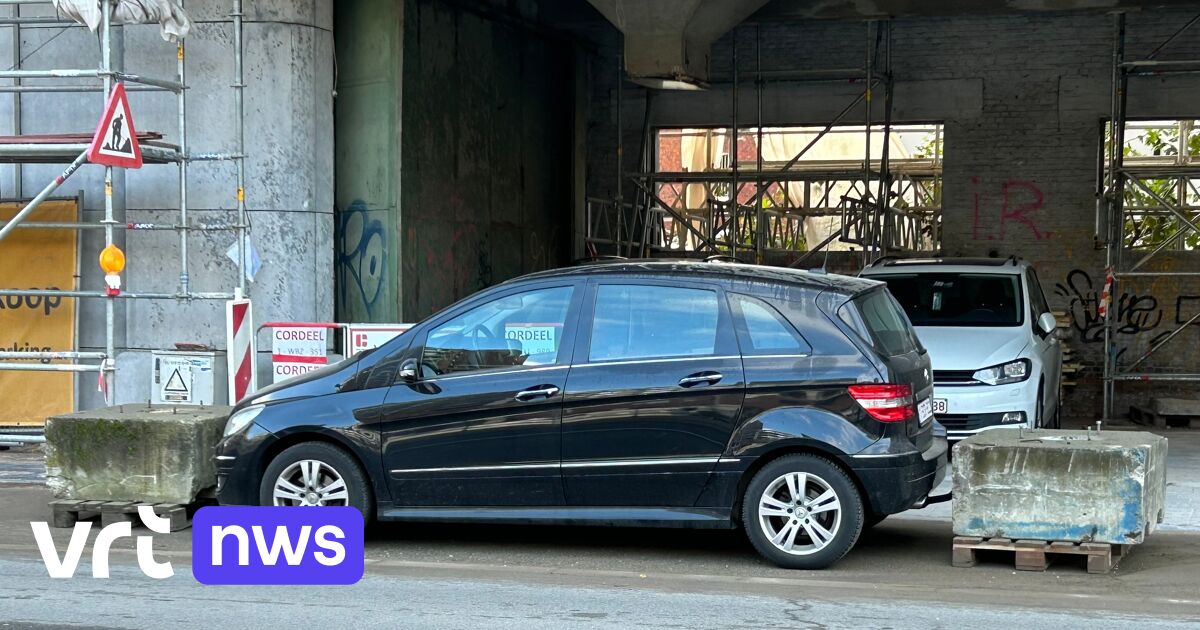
[223,404,264,437]
[972,359,1030,385]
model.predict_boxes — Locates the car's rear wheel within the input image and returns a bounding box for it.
[259,441,373,522]
[742,454,864,569]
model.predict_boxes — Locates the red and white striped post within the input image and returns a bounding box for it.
[226,290,257,403]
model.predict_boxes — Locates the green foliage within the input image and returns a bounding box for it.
[1109,122,1200,250]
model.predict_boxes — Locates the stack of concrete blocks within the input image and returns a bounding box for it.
[953,429,1167,545]
[44,405,231,505]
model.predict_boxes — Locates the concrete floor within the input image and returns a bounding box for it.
[0,429,1198,627]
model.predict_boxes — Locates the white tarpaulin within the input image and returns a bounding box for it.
[53,0,191,42]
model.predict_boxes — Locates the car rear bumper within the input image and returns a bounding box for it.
[850,436,947,516]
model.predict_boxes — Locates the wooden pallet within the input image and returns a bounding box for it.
[49,499,191,531]
[1130,405,1198,429]
[952,536,1127,574]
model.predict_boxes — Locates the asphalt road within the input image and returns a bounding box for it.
[0,555,1195,630]
[2,430,1200,628]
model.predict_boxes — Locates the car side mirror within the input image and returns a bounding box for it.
[1037,312,1057,335]
[398,358,418,384]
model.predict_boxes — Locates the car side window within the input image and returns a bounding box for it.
[589,284,719,362]
[422,286,574,377]
[729,293,812,356]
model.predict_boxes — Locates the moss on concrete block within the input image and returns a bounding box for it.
[952,429,1167,545]
[44,405,232,504]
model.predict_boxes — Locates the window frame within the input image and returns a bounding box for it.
[410,281,584,382]
[727,292,813,357]
[572,278,739,366]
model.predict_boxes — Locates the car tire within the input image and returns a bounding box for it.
[1050,383,1063,429]
[259,441,374,523]
[742,454,864,570]
[1035,381,1045,429]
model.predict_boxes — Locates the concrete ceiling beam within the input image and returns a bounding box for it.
[585,0,771,89]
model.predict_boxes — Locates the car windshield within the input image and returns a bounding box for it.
[876,273,1023,327]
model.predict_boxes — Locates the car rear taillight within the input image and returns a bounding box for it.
[847,384,915,422]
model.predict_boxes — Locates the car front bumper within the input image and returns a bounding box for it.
[933,379,1038,441]
[214,422,277,506]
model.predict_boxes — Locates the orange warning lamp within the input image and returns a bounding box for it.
[99,244,125,295]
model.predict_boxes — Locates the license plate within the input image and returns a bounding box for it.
[918,398,934,425]
[931,398,948,414]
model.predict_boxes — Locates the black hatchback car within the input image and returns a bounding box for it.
[215,261,946,569]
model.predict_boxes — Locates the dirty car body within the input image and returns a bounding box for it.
[214,261,947,569]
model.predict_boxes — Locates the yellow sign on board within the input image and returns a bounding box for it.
[0,200,78,426]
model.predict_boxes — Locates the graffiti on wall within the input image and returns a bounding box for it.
[1054,268,1199,363]
[1054,269,1160,342]
[971,177,1053,241]
[337,200,388,320]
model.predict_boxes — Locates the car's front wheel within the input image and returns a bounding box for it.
[259,441,374,522]
[742,454,864,569]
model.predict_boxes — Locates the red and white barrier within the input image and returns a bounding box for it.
[226,296,257,403]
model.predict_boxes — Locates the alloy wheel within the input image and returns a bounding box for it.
[756,471,842,556]
[272,459,349,506]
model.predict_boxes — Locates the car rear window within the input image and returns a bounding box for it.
[875,273,1023,327]
[840,289,921,357]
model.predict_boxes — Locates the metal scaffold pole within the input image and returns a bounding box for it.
[755,22,764,263]
[178,3,189,297]
[730,29,739,258]
[234,0,247,292]
[0,0,246,418]
[1102,11,1200,417]
[101,0,116,399]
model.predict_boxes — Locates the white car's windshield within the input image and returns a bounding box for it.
[876,273,1023,327]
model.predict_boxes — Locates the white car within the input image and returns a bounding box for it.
[860,257,1063,440]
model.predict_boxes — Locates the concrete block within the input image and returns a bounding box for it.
[952,429,1167,545]
[44,405,231,504]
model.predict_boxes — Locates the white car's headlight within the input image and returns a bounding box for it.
[223,404,264,437]
[972,359,1031,386]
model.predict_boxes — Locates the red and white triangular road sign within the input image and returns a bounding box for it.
[88,83,143,169]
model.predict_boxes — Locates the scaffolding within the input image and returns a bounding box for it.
[1100,12,1200,419]
[0,0,249,405]
[586,20,941,266]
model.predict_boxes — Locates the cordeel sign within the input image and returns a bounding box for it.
[191,506,364,585]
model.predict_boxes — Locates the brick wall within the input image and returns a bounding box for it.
[585,9,1200,419]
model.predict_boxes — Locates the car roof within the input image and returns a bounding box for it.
[859,256,1027,275]
[509,260,882,295]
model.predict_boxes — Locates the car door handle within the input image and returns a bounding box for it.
[514,386,560,402]
[678,372,722,388]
